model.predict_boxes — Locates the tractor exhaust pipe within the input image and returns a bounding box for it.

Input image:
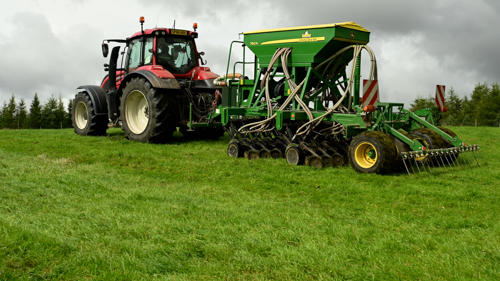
[107,46,120,120]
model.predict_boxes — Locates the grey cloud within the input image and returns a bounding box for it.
[0,12,104,104]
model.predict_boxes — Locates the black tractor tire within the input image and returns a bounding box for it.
[348,131,398,174]
[120,77,178,143]
[72,92,108,136]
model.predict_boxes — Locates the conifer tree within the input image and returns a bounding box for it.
[28,93,43,129]
[15,99,28,129]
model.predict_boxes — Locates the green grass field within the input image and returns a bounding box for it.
[0,127,499,280]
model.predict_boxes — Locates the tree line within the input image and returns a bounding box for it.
[410,82,500,127]
[0,93,73,129]
[1,82,499,129]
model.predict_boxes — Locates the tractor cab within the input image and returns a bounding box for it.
[123,22,201,76]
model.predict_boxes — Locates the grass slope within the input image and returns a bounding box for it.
[0,127,499,280]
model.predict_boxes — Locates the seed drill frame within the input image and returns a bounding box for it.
[202,22,479,174]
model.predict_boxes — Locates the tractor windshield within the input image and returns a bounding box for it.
[157,36,197,74]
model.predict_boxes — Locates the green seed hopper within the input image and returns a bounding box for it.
[243,22,370,67]
[209,22,480,175]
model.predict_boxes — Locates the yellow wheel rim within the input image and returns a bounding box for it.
[354,142,377,168]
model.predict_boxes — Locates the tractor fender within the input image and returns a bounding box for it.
[125,69,181,90]
[76,85,108,116]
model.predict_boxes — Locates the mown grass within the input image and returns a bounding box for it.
[0,127,499,280]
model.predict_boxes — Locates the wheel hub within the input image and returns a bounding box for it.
[355,142,377,168]
[75,101,88,129]
[125,90,149,134]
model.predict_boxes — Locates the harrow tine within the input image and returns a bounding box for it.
[415,159,422,174]
[402,154,412,177]
[470,146,480,166]
[474,145,483,166]
[421,154,432,174]
[463,148,473,168]
[438,150,447,170]
[450,149,459,169]
[457,148,467,167]
[462,148,472,168]
[438,150,448,170]
[432,152,443,170]
[409,155,417,175]
[443,150,453,170]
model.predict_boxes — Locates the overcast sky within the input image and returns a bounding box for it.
[0,0,499,108]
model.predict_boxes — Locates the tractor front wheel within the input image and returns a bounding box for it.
[349,131,398,174]
[120,77,178,143]
[72,92,108,136]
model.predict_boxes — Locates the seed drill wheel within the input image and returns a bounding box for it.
[410,128,445,149]
[321,156,333,168]
[72,92,108,136]
[349,131,398,174]
[285,144,304,165]
[306,156,323,168]
[259,149,271,158]
[270,148,283,159]
[227,141,243,158]
[410,128,445,166]
[246,150,260,160]
[331,153,345,167]
[120,77,177,143]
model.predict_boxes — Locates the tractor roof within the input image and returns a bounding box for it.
[129,28,198,40]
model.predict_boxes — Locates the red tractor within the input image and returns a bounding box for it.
[72,17,223,143]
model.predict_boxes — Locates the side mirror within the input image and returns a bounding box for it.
[102,43,109,58]
[198,52,206,65]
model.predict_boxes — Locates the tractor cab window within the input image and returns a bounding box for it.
[126,37,153,73]
[156,36,197,74]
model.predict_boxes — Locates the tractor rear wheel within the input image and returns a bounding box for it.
[72,92,108,136]
[349,131,398,174]
[120,77,177,143]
